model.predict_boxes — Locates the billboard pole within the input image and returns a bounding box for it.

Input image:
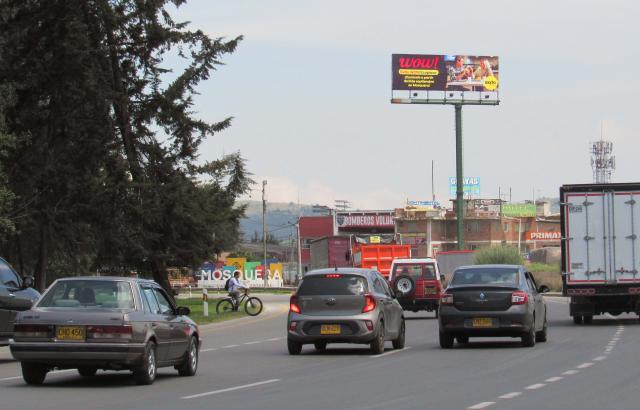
[455,104,465,250]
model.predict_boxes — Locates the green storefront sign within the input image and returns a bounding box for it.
[502,203,536,217]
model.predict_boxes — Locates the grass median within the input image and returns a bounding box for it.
[178,297,248,325]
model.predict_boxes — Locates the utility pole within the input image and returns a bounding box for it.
[262,180,268,287]
[455,104,465,250]
[431,160,435,202]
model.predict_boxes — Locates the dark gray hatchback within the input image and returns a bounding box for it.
[438,265,549,348]
[287,268,405,355]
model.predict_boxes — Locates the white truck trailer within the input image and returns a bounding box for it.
[561,183,640,324]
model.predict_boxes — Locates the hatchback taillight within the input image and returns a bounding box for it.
[362,294,376,313]
[87,325,133,340]
[13,324,53,338]
[290,295,301,313]
[511,291,529,305]
[440,293,454,305]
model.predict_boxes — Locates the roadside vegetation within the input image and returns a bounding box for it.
[180,297,248,325]
[474,246,524,265]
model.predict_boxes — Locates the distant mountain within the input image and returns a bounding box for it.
[237,201,326,242]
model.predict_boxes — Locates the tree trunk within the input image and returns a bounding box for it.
[150,257,172,296]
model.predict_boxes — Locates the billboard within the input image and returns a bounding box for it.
[526,231,561,241]
[502,203,537,217]
[449,177,481,196]
[336,212,395,229]
[391,54,499,105]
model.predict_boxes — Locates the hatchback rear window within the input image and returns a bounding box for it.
[392,263,436,280]
[450,268,519,286]
[297,275,367,296]
[38,280,135,309]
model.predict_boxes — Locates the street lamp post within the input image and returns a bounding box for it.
[262,180,268,288]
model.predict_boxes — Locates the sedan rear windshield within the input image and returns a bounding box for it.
[297,275,367,296]
[450,268,519,286]
[38,280,135,309]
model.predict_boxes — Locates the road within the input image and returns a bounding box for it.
[1,295,639,410]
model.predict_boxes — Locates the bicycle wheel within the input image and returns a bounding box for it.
[216,299,234,314]
[244,297,263,316]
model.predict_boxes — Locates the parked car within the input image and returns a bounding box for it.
[10,277,200,385]
[0,257,39,346]
[438,265,549,348]
[389,258,442,316]
[287,268,405,355]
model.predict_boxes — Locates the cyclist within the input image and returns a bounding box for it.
[227,271,247,310]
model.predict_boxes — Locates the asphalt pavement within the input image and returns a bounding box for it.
[1,295,639,410]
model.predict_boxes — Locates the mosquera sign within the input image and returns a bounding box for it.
[526,232,561,241]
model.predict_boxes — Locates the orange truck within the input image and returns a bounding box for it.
[351,244,411,277]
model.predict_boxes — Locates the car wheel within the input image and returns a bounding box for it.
[314,341,327,351]
[456,335,469,344]
[133,341,157,385]
[521,325,536,347]
[177,336,199,376]
[392,319,406,350]
[78,367,98,377]
[439,331,454,349]
[21,362,48,385]
[583,315,593,325]
[573,315,583,324]
[370,321,385,354]
[287,338,303,355]
[394,275,415,298]
[536,316,548,342]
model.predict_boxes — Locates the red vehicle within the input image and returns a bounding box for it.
[351,244,411,277]
[389,258,442,317]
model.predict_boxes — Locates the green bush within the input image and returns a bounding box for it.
[526,262,560,273]
[474,246,524,265]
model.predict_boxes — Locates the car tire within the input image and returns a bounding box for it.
[78,367,98,377]
[393,275,415,298]
[314,341,327,351]
[177,336,199,376]
[521,325,536,347]
[536,316,548,342]
[439,331,454,349]
[456,335,469,344]
[392,319,406,350]
[583,315,593,325]
[370,321,386,354]
[287,338,302,355]
[21,362,48,385]
[573,315,583,324]
[133,341,157,385]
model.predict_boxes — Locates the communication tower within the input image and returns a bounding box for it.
[590,140,615,184]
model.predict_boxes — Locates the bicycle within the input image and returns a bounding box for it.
[216,288,263,316]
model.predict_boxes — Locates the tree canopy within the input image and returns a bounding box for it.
[0,0,251,292]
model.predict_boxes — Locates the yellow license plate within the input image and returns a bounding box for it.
[56,326,86,341]
[320,324,341,335]
[472,318,493,328]
[424,287,437,294]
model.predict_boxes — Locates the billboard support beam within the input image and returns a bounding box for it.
[455,104,465,250]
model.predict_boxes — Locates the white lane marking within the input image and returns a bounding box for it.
[0,369,75,382]
[607,341,617,345]
[266,337,282,342]
[576,362,593,369]
[498,392,521,399]
[545,376,563,382]
[594,356,607,361]
[181,378,280,400]
[563,370,579,375]
[371,346,412,358]
[525,383,546,390]
[244,341,261,345]
[468,402,495,409]
[222,344,240,349]
[200,347,218,352]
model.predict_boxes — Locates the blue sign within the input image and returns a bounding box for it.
[449,177,481,196]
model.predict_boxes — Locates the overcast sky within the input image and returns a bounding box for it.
[174,0,639,209]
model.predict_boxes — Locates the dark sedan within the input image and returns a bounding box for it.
[438,265,549,348]
[0,257,40,346]
[10,277,200,385]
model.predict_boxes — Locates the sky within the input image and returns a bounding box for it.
[172,0,640,209]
